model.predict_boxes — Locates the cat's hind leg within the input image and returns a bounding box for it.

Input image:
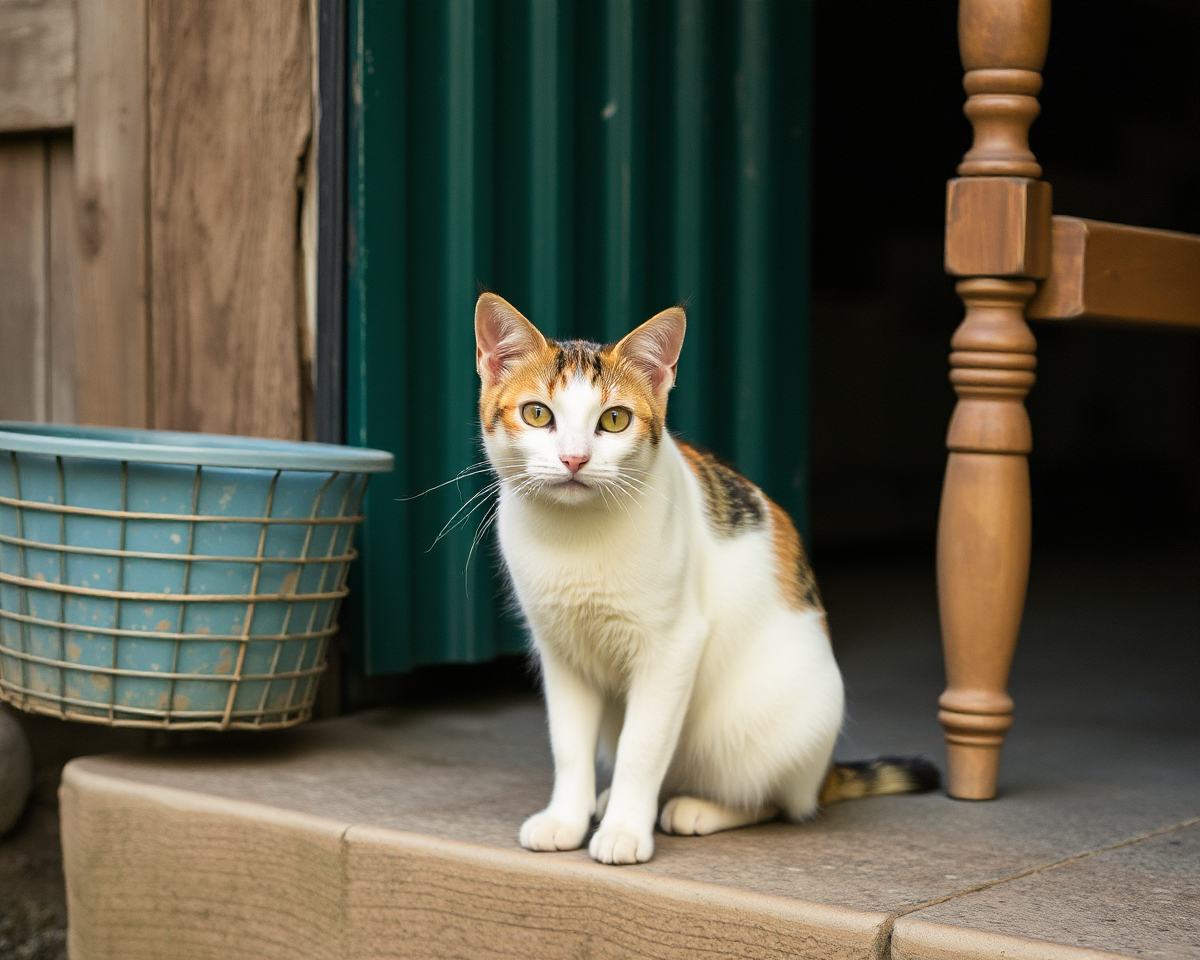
[775,752,837,823]
[659,796,778,836]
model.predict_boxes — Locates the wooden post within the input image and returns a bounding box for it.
[75,0,151,428]
[937,0,1050,800]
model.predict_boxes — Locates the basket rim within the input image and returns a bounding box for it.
[0,422,394,473]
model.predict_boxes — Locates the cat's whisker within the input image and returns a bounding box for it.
[508,474,541,500]
[463,499,501,589]
[604,479,646,551]
[397,458,522,501]
[597,482,618,517]
[427,479,503,551]
[614,472,679,511]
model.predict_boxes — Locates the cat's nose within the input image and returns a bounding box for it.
[561,454,589,474]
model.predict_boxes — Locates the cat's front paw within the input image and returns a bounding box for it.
[519,810,590,852]
[588,822,654,864]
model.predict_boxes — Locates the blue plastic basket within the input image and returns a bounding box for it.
[0,423,392,730]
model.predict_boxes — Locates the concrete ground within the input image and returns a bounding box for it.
[23,548,1200,958]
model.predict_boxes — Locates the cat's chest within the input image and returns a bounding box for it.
[498,516,673,671]
[506,538,651,619]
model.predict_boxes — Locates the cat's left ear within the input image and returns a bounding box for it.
[614,307,686,402]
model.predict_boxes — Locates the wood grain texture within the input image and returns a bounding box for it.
[937,0,1049,802]
[60,764,346,960]
[937,280,1037,802]
[74,0,149,428]
[1027,217,1200,328]
[944,177,1051,279]
[958,0,1050,73]
[59,760,886,960]
[0,135,47,422]
[346,826,882,960]
[48,132,76,422]
[956,0,1049,179]
[149,0,312,439]
[0,0,75,133]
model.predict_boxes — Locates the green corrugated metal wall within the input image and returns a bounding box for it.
[347,0,812,675]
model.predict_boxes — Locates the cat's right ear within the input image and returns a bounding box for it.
[475,294,546,387]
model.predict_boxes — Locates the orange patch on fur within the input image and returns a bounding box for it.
[767,499,823,612]
[480,339,664,442]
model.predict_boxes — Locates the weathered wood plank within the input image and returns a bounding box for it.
[74,0,149,427]
[0,136,47,423]
[0,0,75,133]
[149,0,312,439]
[48,131,76,422]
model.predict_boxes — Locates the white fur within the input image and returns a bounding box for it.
[486,375,843,866]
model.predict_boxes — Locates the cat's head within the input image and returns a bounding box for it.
[475,293,685,507]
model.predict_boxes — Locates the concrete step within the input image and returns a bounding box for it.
[60,695,1197,960]
[58,553,1200,959]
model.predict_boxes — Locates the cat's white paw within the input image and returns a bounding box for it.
[594,787,611,822]
[659,796,776,835]
[659,796,726,835]
[588,822,654,864]
[519,810,589,852]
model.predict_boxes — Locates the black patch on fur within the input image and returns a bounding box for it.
[842,757,941,794]
[683,443,763,536]
[545,339,609,386]
[712,461,762,532]
[550,346,567,380]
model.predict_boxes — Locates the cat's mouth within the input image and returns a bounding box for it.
[556,477,590,490]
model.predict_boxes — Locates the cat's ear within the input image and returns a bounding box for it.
[475,294,546,387]
[614,307,686,401]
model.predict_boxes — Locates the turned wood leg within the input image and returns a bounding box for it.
[938,0,1050,800]
[937,280,1036,799]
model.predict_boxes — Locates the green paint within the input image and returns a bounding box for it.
[346,0,409,673]
[529,0,568,336]
[602,0,639,343]
[733,0,771,487]
[670,0,705,441]
[347,0,812,675]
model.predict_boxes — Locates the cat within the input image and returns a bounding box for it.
[474,292,938,865]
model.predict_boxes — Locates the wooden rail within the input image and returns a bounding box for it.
[1028,217,1200,328]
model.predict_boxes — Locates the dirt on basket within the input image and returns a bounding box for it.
[0,801,67,960]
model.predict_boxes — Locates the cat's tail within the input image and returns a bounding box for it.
[818,757,941,805]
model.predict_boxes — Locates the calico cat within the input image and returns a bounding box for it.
[474,293,937,866]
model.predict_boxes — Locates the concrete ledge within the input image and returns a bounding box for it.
[61,765,347,960]
[55,554,1200,960]
[891,918,1130,960]
[62,762,886,960]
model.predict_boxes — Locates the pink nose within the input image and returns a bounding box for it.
[561,454,589,474]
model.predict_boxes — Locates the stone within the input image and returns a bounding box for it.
[0,708,33,835]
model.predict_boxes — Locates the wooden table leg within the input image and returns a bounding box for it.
[938,280,1036,800]
[937,0,1050,800]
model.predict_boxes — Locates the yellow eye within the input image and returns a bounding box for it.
[521,403,553,427]
[598,407,631,433]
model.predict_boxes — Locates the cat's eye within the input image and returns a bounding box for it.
[522,403,553,428]
[598,407,631,433]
